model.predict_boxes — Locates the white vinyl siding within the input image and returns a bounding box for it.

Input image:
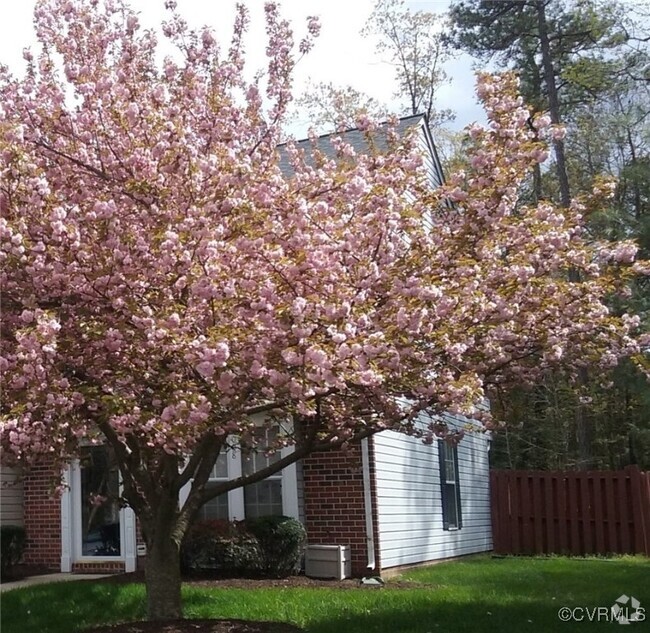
[1,466,24,526]
[373,416,492,569]
[415,119,445,189]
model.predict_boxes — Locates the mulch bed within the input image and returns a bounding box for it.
[85,620,302,633]
[99,570,429,590]
[85,620,304,633]
[101,571,364,590]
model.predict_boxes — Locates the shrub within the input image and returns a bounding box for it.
[0,525,27,579]
[181,520,261,576]
[246,515,306,578]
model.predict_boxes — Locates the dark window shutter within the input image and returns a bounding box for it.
[454,444,462,529]
[438,440,450,531]
[438,440,462,531]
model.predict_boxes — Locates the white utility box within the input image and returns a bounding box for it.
[304,544,351,580]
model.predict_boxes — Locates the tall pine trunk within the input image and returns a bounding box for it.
[536,0,593,469]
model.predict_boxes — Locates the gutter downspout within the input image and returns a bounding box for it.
[361,437,376,570]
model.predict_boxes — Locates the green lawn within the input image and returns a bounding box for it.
[2,555,648,633]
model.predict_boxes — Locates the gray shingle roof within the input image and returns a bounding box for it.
[277,113,428,177]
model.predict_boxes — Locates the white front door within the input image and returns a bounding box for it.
[61,446,136,572]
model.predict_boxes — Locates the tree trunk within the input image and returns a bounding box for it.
[144,532,183,620]
[536,0,593,469]
[536,0,571,209]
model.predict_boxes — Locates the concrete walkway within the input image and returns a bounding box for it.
[1,573,109,592]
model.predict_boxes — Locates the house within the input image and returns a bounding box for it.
[1,115,493,576]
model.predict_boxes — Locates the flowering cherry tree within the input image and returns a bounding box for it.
[1,0,646,621]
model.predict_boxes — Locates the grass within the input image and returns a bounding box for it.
[1,555,648,633]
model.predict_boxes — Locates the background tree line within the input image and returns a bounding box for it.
[298,0,650,470]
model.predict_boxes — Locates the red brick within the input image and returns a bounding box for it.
[22,459,62,570]
[302,442,381,576]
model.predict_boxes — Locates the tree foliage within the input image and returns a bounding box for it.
[449,0,650,469]
[293,81,388,133]
[0,0,647,619]
[363,0,453,126]
[297,0,453,134]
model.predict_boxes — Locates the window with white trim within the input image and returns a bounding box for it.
[242,436,283,518]
[199,451,230,521]
[195,428,295,521]
[438,440,462,530]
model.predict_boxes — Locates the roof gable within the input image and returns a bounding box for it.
[277,114,445,188]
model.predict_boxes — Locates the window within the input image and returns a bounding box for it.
[242,447,283,519]
[195,428,291,521]
[198,451,230,521]
[438,440,462,530]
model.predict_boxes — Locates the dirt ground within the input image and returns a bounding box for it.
[103,570,366,590]
[86,620,302,633]
[86,573,372,633]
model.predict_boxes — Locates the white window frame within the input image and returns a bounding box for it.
[438,440,462,531]
[179,435,299,522]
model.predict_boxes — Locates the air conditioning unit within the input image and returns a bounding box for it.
[304,545,351,580]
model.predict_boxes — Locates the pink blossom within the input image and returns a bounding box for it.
[0,3,644,566]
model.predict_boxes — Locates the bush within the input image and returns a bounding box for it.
[0,525,27,579]
[246,515,306,578]
[181,516,307,578]
[181,520,261,576]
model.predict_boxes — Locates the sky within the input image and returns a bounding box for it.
[0,0,486,138]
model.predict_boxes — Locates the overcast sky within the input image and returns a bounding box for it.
[0,0,486,137]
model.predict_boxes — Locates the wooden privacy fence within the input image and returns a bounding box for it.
[490,466,650,556]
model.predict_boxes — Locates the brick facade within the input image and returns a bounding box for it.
[22,460,136,574]
[72,561,125,574]
[301,441,381,576]
[23,443,383,577]
[22,460,62,570]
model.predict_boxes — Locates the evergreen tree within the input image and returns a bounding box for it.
[448,0,650,469]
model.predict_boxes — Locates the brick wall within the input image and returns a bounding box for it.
[72,561,125,574]
[23,462,143,574]
[23,460,62,570]
[302,441,380,576]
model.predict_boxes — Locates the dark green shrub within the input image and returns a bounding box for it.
[181,519,261,576]
[246,515,306,578]
[0,525,26,579]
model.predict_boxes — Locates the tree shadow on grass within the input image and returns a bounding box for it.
[305,595,618,633]
[178,586,627,633]
[1,580,146,633]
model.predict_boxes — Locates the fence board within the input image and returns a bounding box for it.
[618,474,631,553]
[557,472,568,554]
[605,473,617,553]
[568,474,580,554]
[593,474,605,552]
[544,474,554,553]
[511,474,521,554]
[521,474,531,552]
[579,473,592,554]
[490,467,650,557]
[629,466,650,555]
[533,474,544,553]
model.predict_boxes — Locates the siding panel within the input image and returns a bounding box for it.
[1,466,24,526]
[373,419,492,569]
